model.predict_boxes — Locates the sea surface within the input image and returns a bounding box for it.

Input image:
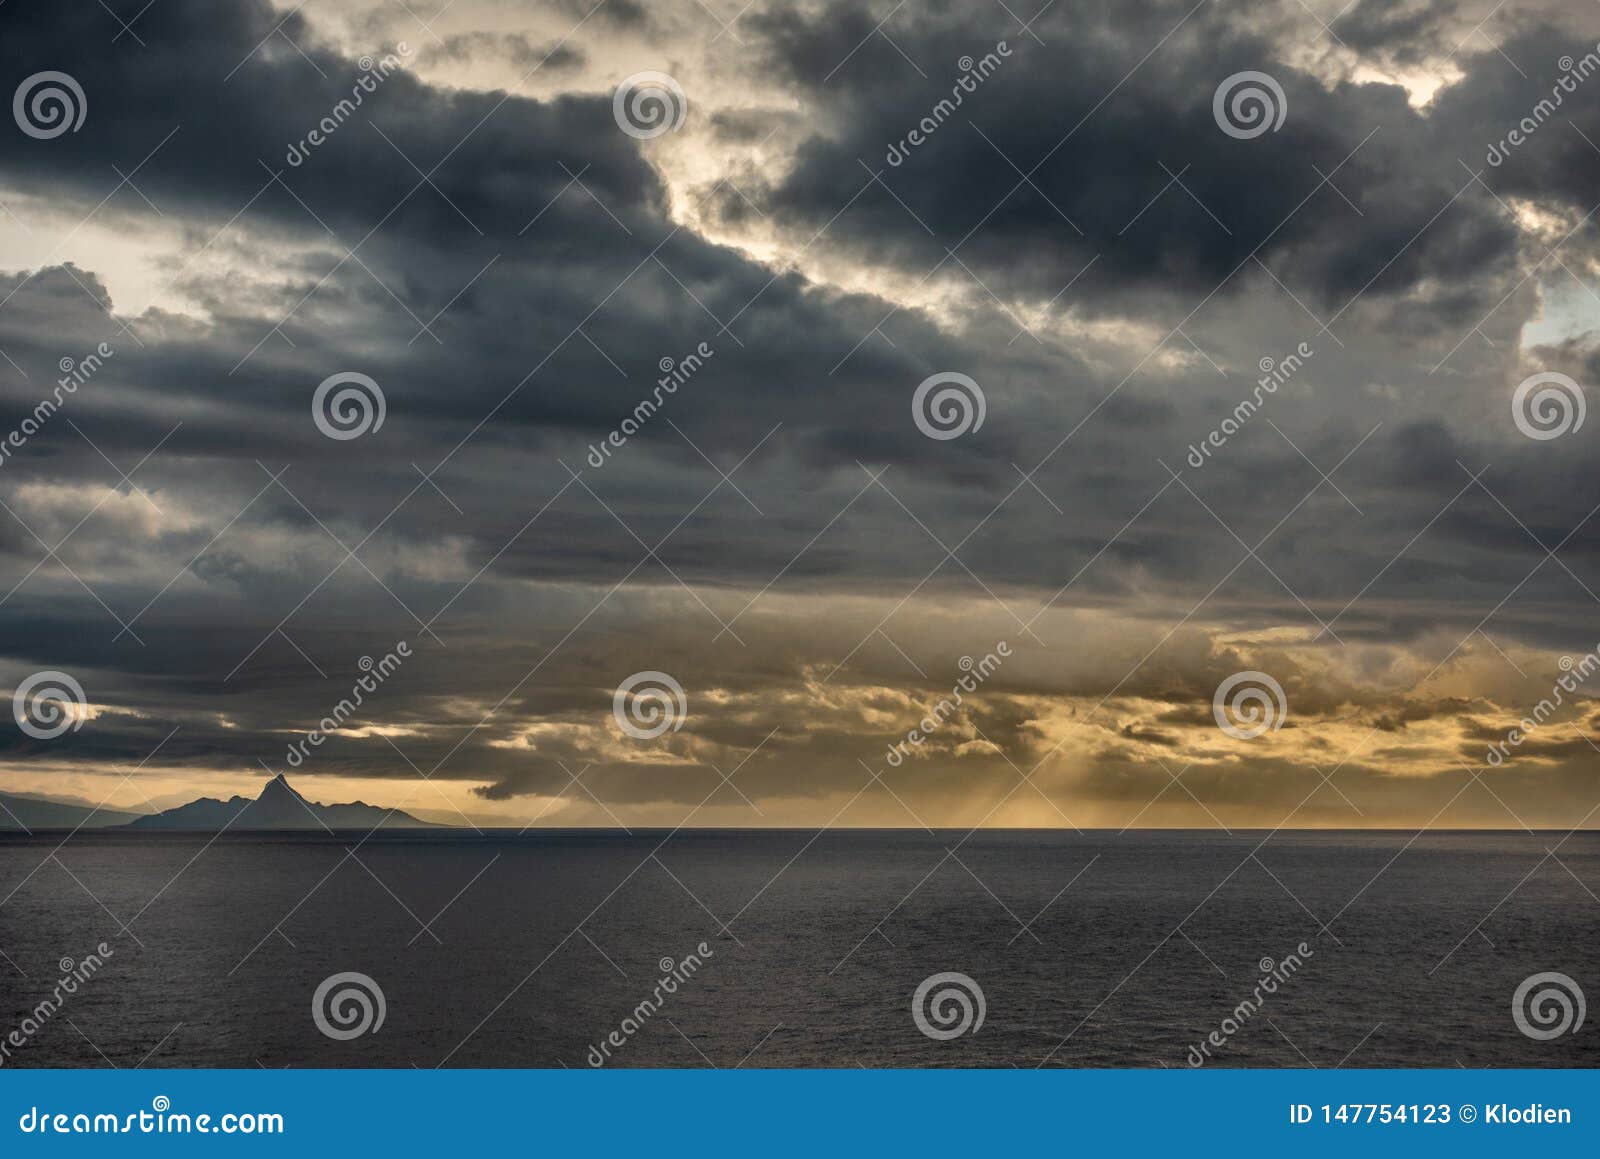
[0,829,1595,1068]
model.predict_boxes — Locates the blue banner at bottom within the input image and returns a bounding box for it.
[0,1069,1593,1154]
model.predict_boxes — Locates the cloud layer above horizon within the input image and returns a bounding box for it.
[2,0,1599,828]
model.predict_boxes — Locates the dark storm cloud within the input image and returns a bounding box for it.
[734,0,1600,317]
[1331,0,1459,62]
[1,5,656,238]
[0,0,1076,482]
[1431,25,1600,203]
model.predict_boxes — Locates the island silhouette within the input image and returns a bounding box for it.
[1,775,440,830]
[126,773,440,829]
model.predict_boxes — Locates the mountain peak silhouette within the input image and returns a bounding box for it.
[127,774,439,830]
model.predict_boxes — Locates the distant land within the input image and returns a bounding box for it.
[127,773,440,830]
[0,790,146,830]
[0,775,440,831]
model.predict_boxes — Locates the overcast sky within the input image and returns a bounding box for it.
[2,0,1599,827]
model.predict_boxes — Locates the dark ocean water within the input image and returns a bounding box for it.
[0,830,1595,1068]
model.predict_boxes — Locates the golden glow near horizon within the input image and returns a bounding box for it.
[6,591,1597,829]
